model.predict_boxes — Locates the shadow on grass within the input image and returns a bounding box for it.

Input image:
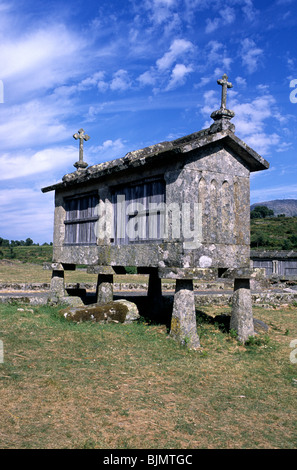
[67,290,231,334]
[196,309,231,334]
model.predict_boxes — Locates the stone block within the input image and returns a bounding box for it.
[96,274,113,305]
[60,299,139,324]
[158,266,217,280]
[50,270,65,298]
[230,279,254,343]
[87,265,115,275]
[169,279,200,349]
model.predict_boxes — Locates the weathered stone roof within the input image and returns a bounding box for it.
[251,250,297,259]
[41,126,269,193]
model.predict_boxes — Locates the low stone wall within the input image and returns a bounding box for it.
[1,287,297,307]
[0,294,49,305]
[0,281,229,292]
[0,282,51,291]
[195,291,297,307]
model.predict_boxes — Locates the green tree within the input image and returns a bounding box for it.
[251,205,274,219]
[8,247,16,259]
[282,239,293,250]
[289,235,297,247]
[251,232,269,248]
[25,238,34,246]
[0,238,9,246]
[125,266,137,274]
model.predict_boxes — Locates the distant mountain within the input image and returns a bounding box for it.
[251,199,297,217]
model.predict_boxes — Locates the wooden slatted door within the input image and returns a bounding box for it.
[111,179,165,245]
[64,193,99,245]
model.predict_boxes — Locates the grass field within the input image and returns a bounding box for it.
[0,246,53,265]
[0,260,95,284]
[251,216,297,250]
[0,302,296,449]
[0,260,152,286]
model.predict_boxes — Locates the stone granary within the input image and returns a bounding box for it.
[251,250,297,280]
[42,74,269,348]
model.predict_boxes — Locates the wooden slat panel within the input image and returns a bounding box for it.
[64,193,99,245]
[112,179,165,245]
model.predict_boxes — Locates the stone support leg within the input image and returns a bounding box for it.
[230,278,254,343]
[50,270,65,298]
[147,269,163,316]
[169,279,200,349]
[96,274,113,305]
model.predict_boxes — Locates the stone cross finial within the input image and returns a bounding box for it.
[217,73,233,110]
[210,73,235,133]
[73,128,90,169]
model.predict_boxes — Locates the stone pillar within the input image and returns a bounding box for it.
[96,274,113,305]
[169,279,200,349]
[51,270,65,298]
[230,278,254,343]
[147,269,163,315]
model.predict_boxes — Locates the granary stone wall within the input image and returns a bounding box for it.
[42,73,271,347]
[251,250,297,280]
[52,142,251,272]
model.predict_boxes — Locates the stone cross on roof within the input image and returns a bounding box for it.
[217,73,233,110]
[210,73,235,133]
[73,128,90,169]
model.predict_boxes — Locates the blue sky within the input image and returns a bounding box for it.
[0,0,297,243]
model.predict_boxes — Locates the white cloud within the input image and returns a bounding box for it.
[142,0,179,25]
[97,80,109,92]
[110,69,133,91]
[205,17,220,33]
[166,63,193,90]
[200,90,218,124]
[0,146,77,181]
[244,132,280,156]
[235,76,247,87]
[251,183,297,202]
[240,38,263,73]
[241,0,258,21]
[0,24,86,98]
[231,94,275,136]
[136,38,194,92]
[200,89,285,156]
[0,99,73,150]
[231,95,277,155]
[88,139,127,162]
[78,72,106,90]
[138,69,157,86]
[276,141,293,152]
[96,138,126,153]
[220,6,236,24]
[156,39,194,71]
[53,71,107,96]
[205,6,236,33]
[0,187,54,243]
[197,42,232,79]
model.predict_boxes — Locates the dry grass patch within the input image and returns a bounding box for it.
[0,302,296,449]
[0,260,150,286]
